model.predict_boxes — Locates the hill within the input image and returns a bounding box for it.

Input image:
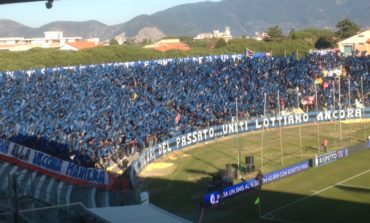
[121,0,370,36]
[0,19,112,39]
[1,0,370,39]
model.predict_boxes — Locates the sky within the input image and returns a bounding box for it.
[0,0,217,27]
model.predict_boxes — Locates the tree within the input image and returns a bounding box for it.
[289,28,296,39]
[265,26,284,41]
[142,38,151,44]
[215,39,227,48]
[109,38,119,46]
[335,18,361,39]
[315,36,335,49]
[179,36,193,44]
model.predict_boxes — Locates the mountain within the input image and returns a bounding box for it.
[1,0,370,40]
[0,19,113,39]
[132,27,165,43]
[38,20,110,39]
[0,19,33,37]
[121,0,370,36]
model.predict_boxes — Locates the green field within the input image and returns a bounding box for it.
[138,121,370,223]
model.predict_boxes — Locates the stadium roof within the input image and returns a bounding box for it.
[0,0,44,5]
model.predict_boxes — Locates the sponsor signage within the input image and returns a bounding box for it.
[314,148,349,167]
[263,161,310,184]
[203,161,310,207]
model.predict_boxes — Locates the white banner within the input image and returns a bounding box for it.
[0,139,109,186]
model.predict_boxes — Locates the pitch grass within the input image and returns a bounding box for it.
[139,121,370,223]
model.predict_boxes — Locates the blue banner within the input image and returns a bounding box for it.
[131,108,369,185]
[203,178,258,206]
[262,160,310,184]
[314,148,349,167]
[203,160,310,207]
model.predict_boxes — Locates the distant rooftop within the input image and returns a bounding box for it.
[66,41,99,50]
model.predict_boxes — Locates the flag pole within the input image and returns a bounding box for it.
[338,75,342,141]
[255,197,261,217]
[198,206,205,223]
[348,77,351,106]
[361,77,366,139]
[277,90,284,164]
[348,77,352,143]
[258,202,261,217]
[297,87,303,159]
[296,49,299,59]
[261,93,267,172]
[332,80,337,145]
[314,83,320,154]
[236,98,240,176]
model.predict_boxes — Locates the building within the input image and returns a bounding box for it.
[0,31,99,51]
[60,41,100,51]
[143,39,190,52]
[194,27,233,42]
[253,32,269,41]
[113,33,128,45]
[337,30,370,56]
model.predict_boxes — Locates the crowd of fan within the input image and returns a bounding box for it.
[0,52,369,169]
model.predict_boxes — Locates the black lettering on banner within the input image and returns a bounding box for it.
[32,152,62,172]
[66,162,105,184]
[11,144,31,161]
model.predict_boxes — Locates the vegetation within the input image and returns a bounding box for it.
[335,18,361,40]
[0,19,362,71]
[0,37,325,71]
[315,36,336,49]
[265,25,284,42]
[109,38,119,46]
[214,39,227,48]
[225,38,313,57]
[0,38,313,71]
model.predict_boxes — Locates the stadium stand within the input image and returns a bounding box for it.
[0,160,138,209]
[0,52,369,171]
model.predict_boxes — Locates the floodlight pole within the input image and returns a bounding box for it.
[314,83,320,154]
[297,87,303,159]
[277,90,284,165]
[261,93,267,172]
